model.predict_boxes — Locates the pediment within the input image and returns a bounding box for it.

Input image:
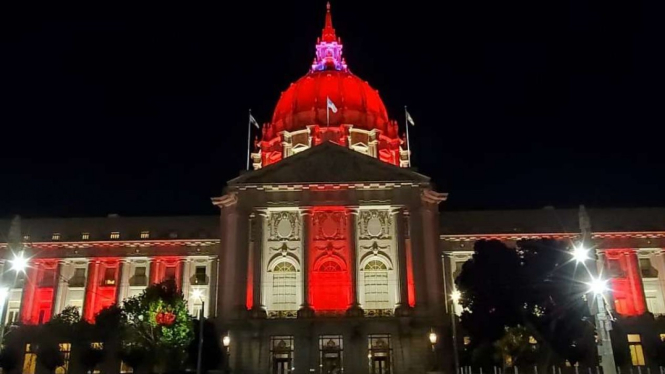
[229,142,430,185]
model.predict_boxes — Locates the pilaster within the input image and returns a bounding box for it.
[251,210,267,318]
[346,207,363,317]
[393,207,412,316]
[298,208,315,318]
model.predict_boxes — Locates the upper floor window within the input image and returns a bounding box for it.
[192,266,208,285]
[130,266,147,287]
[272,262,297,310]
[81,232,90,240]
[110,232,120,240]
[639,258,658,278]
[39,269,56,287]
[23,235,30,241]
[363,260,390,310]
[140,231,150,239]
[164,266,176,281]
[52,233,61,241]
[102,268,116,286]
[69,268,86,287]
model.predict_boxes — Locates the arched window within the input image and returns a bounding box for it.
[319,261,342,272]
[272,262,297,310]
[363,260,390,310]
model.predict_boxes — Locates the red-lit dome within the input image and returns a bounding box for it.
[272,70,390,133]
[251,3,407,169]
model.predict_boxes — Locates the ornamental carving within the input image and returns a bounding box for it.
[358,210,392,240]
[268,212,300,241]
[312,211,346,241]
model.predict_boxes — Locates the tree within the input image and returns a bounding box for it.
[455,239,595,366]
[120,279,194,373]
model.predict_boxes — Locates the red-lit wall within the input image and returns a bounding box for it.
[83,259,120,321]
[605,249,646,316]
[309,207,352,312]
[21,260,58,324]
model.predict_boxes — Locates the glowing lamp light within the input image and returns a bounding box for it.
[191,288,204,301]
[9,251,28,273]
[588,277,609,295]
[429,330,438,345]
[223,335,231,347]
[572,244,589,263]
[451,290,462,303]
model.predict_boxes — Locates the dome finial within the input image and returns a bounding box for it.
[322,2,336,42]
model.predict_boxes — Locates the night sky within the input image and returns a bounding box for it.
[2,0,664,218]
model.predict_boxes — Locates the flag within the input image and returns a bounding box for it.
[249,113,260,129]
[327,96,338,113]
[406,110,415,126]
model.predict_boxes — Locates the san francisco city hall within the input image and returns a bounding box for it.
[2,4,665,374]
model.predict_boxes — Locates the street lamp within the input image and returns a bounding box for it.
[572,244,589,264]
[222,334,231,373]
[450,290,461,374]
[428,329,439,372]
[429,330,438,347]
[0,251,29,340]
[192,289,205,374]
[571,244,616,374]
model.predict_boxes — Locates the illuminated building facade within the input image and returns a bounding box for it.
[2,3,665,374]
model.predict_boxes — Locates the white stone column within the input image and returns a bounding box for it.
[346,208,363,316]
[116,259,131,304]
[52,260,67,316]
[298,208,314,317]
[393,207,411,316]
[251,211,267,318]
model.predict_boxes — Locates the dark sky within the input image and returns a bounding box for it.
[2,0,664,217]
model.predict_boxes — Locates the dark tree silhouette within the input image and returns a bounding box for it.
[455,239,595,366]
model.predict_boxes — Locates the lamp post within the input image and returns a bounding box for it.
[429,329,438,372]
[0,251,28,340]
[450,290,461,374]
[192,289,205,374]
[222,334,230,373]
[570,244,616,374]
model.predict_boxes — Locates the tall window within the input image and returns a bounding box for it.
[164,266,177,281]
[55,343,71,374]
[363,260,390,310]
[272,262,297,310]
[319,335,343,374]
[627,334,646,366]
[23,344,37,374]
[40,269,56,287]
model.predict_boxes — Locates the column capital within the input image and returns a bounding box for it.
[300,207,313,216]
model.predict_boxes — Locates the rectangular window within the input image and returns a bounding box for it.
[69,268,87,287]
[102,268,116,286]
[193,266,208,285]
[40,269,56,287]
[270,336,294,374]
[81,232,90,240]
[23,344,37,374]
[627,334,646,366]
[55,343,71,374]
[130,266,148,286]
[319,335,343,374]
[639,258,659,278]
[363,262,390,310]
[164,266,177,281]
[368,334,392,374]
[140,231,150,239]
[52,233,61,241]
[110,232,120,239]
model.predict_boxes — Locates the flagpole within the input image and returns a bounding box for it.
[326,104,330,127]
[405,105,412,167]
[247,109,252,171]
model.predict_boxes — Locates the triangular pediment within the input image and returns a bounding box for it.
[229,142,430,185]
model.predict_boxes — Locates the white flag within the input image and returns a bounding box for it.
[327,96,338,113]
[249,113,260,129]
[406,110,415,126]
